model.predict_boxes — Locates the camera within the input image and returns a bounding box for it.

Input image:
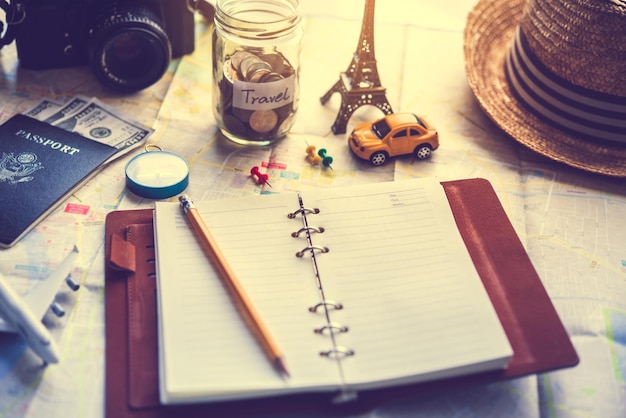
[14,0,195,92]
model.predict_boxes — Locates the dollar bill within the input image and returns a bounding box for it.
[23,98,64,121]
[38,95,91,125]
[51,97,153,151]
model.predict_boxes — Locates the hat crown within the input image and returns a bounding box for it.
[521,0,626,96]
[464,0,626,177]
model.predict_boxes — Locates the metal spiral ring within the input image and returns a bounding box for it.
[314,322,349,335]
[287,207,320,219]
[291,226,325,237]
[308,300,343,312]
[296,245,329,257]
[320,346,355,359]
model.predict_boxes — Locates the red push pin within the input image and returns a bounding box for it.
[250,166,272,188]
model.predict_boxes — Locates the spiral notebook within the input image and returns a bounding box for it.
[153,178,515,404]
[105,178,578,417]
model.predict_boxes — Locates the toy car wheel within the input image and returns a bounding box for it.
[370,151,388,166]
[415,144,432,160]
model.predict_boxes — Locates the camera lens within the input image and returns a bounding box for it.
[89,5,171,92]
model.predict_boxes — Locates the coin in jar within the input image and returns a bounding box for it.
[230,51,255,70]
[260,53,285,75]
[249,109,278,133]
[223,60,239,83]
[240,57,272,80]
[259,72,284,83]
[248,68,272,83]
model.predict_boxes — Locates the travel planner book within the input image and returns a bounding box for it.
[153,178,514,404]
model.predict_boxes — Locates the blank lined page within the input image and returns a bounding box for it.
[155,195,344,404]
[300,180,513,388]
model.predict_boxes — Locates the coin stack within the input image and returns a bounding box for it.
[217,49,297,141]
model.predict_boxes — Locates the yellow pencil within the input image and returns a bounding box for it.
[178,195,289,378]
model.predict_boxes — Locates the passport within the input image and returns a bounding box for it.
[0,114,118,248]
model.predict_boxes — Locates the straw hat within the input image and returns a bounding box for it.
[464,0,626,177]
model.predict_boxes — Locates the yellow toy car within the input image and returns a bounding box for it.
[348,113,439,166]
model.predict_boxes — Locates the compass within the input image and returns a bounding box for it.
[125,145,189,199]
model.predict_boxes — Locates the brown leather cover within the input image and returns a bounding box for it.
[104,179,578,418]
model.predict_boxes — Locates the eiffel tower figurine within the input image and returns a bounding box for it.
[320,0,393,134]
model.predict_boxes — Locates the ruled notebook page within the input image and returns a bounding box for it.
[305,180,513,388]
[155,194,344,404]
[154,178,512,404]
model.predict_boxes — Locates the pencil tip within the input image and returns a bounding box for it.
[275,358,290,379]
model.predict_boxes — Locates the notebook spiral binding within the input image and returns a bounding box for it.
[287,207,320,219]
[314,322,349,335]
[289,194,355,399]
[291,226,325,237]
[296,245,329,258]
[320,346,355,359]
[308,300,343,312]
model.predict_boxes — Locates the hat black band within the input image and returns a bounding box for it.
[505,27,626,144]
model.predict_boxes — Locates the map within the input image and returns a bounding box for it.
[0,2,625,417]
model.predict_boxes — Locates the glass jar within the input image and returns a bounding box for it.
[212,0,302,146]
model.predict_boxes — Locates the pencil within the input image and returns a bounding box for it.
[178,195,289,378]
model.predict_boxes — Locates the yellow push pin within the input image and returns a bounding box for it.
[305,145,322,165]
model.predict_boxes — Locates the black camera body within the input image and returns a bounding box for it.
[15,0,195,91]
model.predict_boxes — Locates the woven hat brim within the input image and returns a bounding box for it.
[464,0,626,178]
